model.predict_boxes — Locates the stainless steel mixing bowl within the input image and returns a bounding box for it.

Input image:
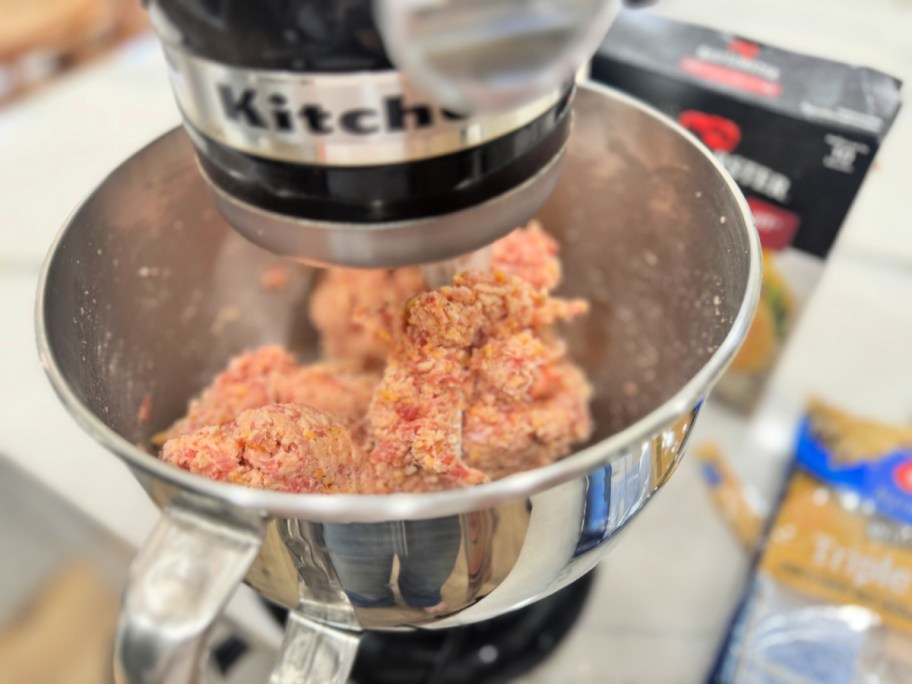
[36,83,760,684]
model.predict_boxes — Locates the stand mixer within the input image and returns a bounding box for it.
[35,2,761,682]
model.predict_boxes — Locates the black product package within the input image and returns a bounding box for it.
[590,12,902,410]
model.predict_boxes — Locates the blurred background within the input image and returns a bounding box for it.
[1,1,910,683]
[0,0,148,105]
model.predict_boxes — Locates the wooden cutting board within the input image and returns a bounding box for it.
[0,562,119,684]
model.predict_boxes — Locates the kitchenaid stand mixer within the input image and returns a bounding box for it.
[36,2,761,683]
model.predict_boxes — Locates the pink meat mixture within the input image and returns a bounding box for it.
[309,266,426,367]
[488,220,562,292]
[161,403,364,493]
[367,270,591,492]
[308,221,562,369]
[158,223,594,493]
[155,346,378,443]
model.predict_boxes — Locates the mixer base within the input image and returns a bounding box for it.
[255,570,595,684]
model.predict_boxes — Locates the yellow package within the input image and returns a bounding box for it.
[712,401,912,683]
[713,251,797,412]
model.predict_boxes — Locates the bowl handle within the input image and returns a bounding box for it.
[113,505,263,683]
[270,610,361,683]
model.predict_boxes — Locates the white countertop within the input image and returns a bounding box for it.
[2,2,911,681]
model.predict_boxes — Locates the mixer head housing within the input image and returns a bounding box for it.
[149,0,621,267]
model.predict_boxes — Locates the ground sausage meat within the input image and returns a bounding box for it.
[160,403,364,493]
[489,220,562,292]
[364,270,591,492]
[309,267,426,367]
[308,222,564,369]
[157,346,379,442]
[158,222,594,494]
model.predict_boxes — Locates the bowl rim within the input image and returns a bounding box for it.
[35,81,761,522]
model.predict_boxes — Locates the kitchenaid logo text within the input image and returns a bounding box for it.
[217,84,466,135]
[165,46,557,164]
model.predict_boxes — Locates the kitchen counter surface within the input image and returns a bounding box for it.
[2,2,911,681]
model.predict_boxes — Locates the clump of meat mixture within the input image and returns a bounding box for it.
[489,220,562,292]
[366,270,591,491]
[156,346,379,443]
[158,223,594,493]
[160,403,363,493]
[309,267,426,367]
[308,221,561,368]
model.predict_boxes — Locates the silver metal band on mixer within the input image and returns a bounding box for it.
[161,44,565,166]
